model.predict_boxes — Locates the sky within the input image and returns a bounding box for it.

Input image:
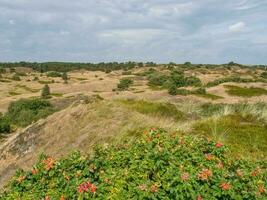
[0,0,267,64]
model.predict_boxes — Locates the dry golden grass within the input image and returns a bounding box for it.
[1,67,267,114]
[0,99,189,187]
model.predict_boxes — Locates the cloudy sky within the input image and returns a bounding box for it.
[0,0,266,64]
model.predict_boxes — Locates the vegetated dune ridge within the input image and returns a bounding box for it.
[0,97,183,188]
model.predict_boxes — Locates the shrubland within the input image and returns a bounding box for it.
[148,70,201,89]
[0,129,266,199]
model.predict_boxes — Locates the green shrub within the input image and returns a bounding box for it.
[6,98,55,127]
[148,73,168,87]
[117,78,133,91]
[0,116,11,133]
[176,89,191,95]
[1,129,266,199]
[46,71,62,77]
[62,72,68,83]
[41,85,51,99]
[168,84,177,95]
[148,71,201,89]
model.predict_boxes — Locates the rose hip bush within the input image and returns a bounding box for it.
[1,129,266,199]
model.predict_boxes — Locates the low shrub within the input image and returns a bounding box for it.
[41,84,51,99]
[6,98,55,127]
[117,78,134,91]
[1,129,266,199]
[46,71,62,77]
[0,116,11,133]
[168,84,178,95]
[148,71,201,90]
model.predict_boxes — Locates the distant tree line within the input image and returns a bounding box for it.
[0,61,265,73]
[0,62,157,73]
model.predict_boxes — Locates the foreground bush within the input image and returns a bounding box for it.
[1,129,266,199]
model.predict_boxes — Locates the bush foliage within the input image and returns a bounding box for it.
[46,71,62,77]
[117,78,134,91]
[8,98,54,127]
[1,129,266,199]
[0,98,55,134]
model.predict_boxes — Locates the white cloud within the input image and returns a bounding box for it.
[59,30,70,36]
[148,2,195,17]
[8,19,15,25]
[229,22,246,32]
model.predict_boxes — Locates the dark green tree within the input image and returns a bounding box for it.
[62,72,68,83]
[41,84,51,99]
[168,84,177,95]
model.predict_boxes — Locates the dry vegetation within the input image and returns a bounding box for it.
[0,64,267,196]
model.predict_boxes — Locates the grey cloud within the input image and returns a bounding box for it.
[0,0,266,64]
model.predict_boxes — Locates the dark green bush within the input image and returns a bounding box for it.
[41,85,51,99]
[148,73,168,87]
[168,84,177,95]
[0,116,11,133]
[117,78,133,91]
[46,71,62,77]
[62,72,68,83]
[176,89,191,95]
[148,71,201,89]
[7,98,55,127]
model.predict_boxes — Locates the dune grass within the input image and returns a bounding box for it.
[224,85,267,97]
[192,103,267,159]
